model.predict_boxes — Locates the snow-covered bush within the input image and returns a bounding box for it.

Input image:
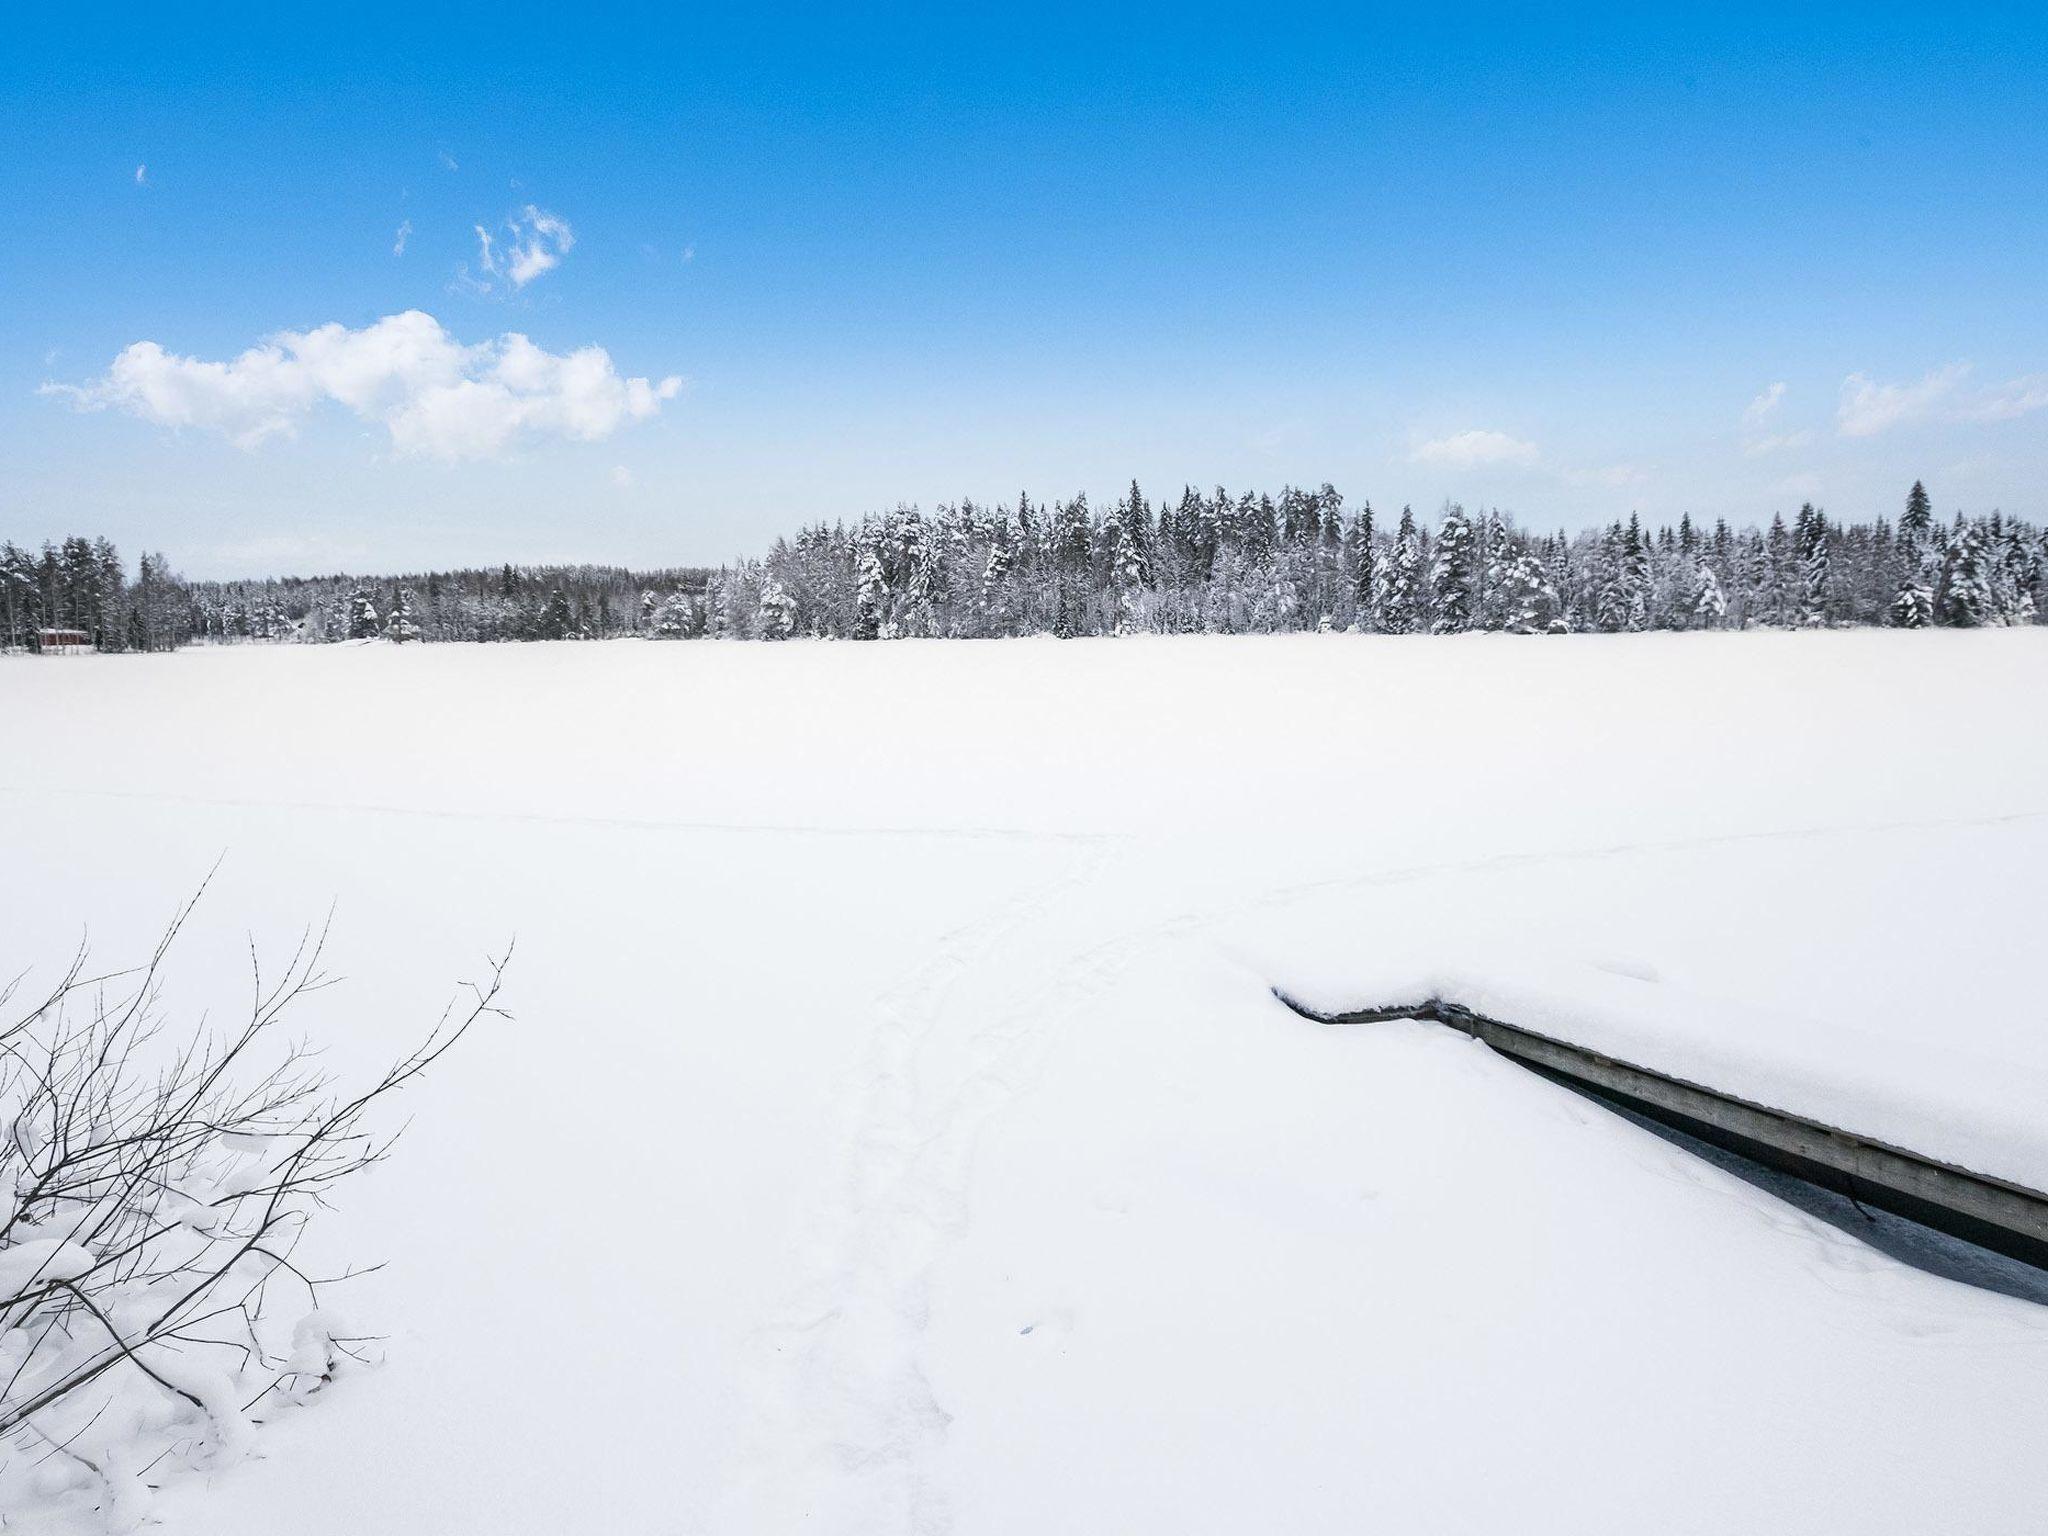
[0,895,506,1530]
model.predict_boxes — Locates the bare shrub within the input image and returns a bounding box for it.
[0,889,507,1525]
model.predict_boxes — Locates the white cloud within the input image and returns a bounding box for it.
[1409,429,1540,468]
[439,148,459,171]
[474,225,497,274]
[1743,429,1812,457]
[681,244,695,264]
[1836,362,1970,437]
[1743,382,1786,423]
[44,310,683,462]
[609,464,634,490]
[133,164,147,186]
[505,206,573,286]
[393,220,413,257]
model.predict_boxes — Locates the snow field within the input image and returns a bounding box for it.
[2,629,2045,1533]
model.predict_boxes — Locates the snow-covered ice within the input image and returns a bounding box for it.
[2,630,2046,1533]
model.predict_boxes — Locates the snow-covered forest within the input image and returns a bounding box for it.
[6,482,2042,651]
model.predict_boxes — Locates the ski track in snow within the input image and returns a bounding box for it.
[718,838,1156,1533]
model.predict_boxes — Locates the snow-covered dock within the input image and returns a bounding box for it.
[1280,990,2048,1266]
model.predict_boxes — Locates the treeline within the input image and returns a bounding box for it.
[6,480,2042,651]
[0,549,709,649]
[703,479,2040,640]
[177,563,713,645]
[0,537,183,651]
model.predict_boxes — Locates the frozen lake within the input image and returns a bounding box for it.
[4,631,2046,1534]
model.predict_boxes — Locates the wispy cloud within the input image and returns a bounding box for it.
[393,220,413,257]
[43,310,682,463]
[460,207,575,294]
[1837,362,1971,437]
[609,464,634,490]
[133,164,148,186]
[1743,382,1786,424]
[438,148,459,172]
[1971,374,2048,422]
[505,206,573,286]
[1409,429,1540,468]
[1832,361,2048,437]
[680,244,695,264]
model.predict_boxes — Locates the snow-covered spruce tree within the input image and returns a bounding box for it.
[853,527,888,640]
[1621,514,1650,630]
[1994,519,2039,626]
[1889,481,1936,628]
[1477,508,1512,631]
[385,587,422,643]
[1314,484,1346,625]
[757,576,797,639]
[1591,523,1629,633]
[536,586,575,641]
[1428,504,1476,633]
[978,517,1013,636]
[1106,515,1148,636]
[1379,506,1423,634]
[1050,494,1092,639]
[343,585,381,640]
[890,509,937,638]
[0,903,505,1528]
[1937,519,1995,627]
[701,573,732,639]
[1499,547,1560,633]
[649,589,694,638]
[1691,557,1728,629]
[1346,502,1376,630]
[1794,502,1830,626]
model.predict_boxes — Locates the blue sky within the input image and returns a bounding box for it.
[4,3,2046,576]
